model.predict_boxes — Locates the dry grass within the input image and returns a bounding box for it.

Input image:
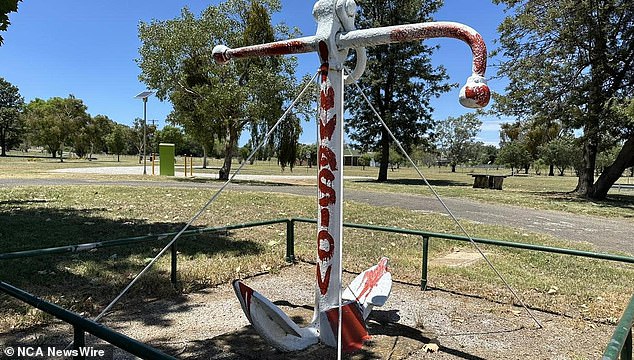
[2,153,631,218]
[1,184,633,333]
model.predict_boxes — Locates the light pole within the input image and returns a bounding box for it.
[134,91,154,175]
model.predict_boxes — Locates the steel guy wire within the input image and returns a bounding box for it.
[346,69,543,329]
[61,72,321,351]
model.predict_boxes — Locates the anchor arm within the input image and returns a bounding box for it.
[337,21,491,108]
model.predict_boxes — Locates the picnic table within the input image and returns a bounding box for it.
[471,174,507,190]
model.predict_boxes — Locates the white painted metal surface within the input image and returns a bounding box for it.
[214,0,491,353]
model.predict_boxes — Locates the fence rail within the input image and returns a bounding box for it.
[0,281,176,360]
[1,217,633,359]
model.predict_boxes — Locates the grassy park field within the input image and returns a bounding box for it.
[0,153,633,336]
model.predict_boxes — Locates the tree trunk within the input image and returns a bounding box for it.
[450,164,456,172]
[548,164,554,176]
[377,128,390,182]
[0,128,6,156]
[117,153,120,162]
[219,125,238,181]
[574,131,598,197]
[591,135,634,200]
[202,145,208,169]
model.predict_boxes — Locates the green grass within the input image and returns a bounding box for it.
[1,184,633,332]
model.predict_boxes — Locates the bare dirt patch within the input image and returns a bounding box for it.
[430,248,487,268]
[1,262,614,359]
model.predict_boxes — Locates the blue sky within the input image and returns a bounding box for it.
[0,0,510,147]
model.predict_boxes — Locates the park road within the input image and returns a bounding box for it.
[0,177,631,255]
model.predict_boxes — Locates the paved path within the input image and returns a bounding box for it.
[1,172,632,254]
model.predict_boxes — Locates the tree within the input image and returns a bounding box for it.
[0,0,21,45]
[138,0,300,180]
[74,115,114,159]
[539,137,578,176]
[24,96,89,161]
[493,0,634,199]
[435,113,482,172]
[275,113,301,172]
[0,77,23,156]
[158,125,186,155]
[106,123,129,162]
[497,141,531,175]
[476,144,498,165]
[297,143,317,168]
[345,0,453,182]
[358,153,372,170]
[128,118,157,163]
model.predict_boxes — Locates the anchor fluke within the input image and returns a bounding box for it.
[459,74,491,108]
[232,280,319,352]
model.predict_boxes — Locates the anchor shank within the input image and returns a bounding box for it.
[337,21,487,76]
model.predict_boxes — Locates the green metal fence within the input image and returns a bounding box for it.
[1,217,633,358]
[0,281,176,360]
[603,292,634,360]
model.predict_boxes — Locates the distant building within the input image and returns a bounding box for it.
[344,149,362,166]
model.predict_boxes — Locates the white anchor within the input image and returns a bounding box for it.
[213,0,490,353]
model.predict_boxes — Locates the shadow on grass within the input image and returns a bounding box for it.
[352,178,470,187]
[172,177,301,187]
[0,199,49,206]
[0,205,265,329]
[531,191,634,215]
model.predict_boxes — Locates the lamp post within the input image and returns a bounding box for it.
[134,91,154,175]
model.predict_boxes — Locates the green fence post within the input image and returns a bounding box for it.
[624,329,632,360]
[421,236,429,291]
[170,243,177,286]
[73,325,85,360]
[286,219,295,263]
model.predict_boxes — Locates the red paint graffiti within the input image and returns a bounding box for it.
[316,41,338,296]
[389,24,487,76]
[355,258,389,302]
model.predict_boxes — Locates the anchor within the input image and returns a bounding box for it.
[213,0,490,352]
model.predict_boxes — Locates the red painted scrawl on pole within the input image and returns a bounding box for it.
[213,0,490,353]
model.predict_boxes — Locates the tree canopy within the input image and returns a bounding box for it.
[435,113,482,172]
[24,96,90,161]
[137,0,302,179]
[493,0,634,199]
[345,0,452,182]
[0,0,21,45]
[0,77,24,156]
